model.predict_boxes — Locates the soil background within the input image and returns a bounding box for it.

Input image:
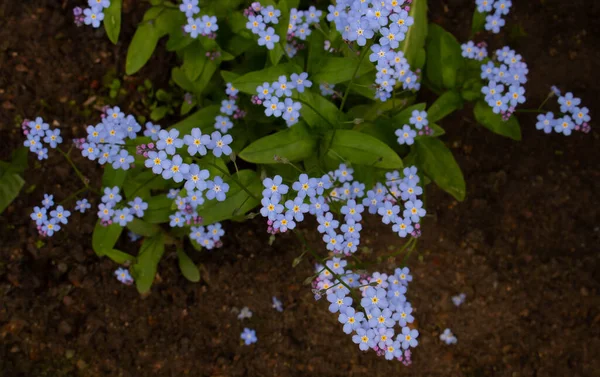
[1,0,599,376]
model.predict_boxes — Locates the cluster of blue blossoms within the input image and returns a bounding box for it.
[536,88,591,136]
[466,45,529,119]
[30,195,71,237]
[460,40,488,61]
[97,186,148,226]
[326,0,420,101]
[475,0,512,34]
[395,109,432,145]
[181,0,219,39]
[214,83,244,133]
[284,6,323,57]
[73,0,110,28]
[22,117,63,161]
[260,164,425,253]
[252,73,312,127]
[244,3,282,50]
[313,259,418,363]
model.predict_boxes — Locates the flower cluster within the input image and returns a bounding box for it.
[313,260,418,363]
[253,73,312,127]
[79,106,138,170]
[214,83,244,133]
[97,186,148,226]
[536,88,591,136]
[477,46,529,118]
[475,0,512,34]
[73,0,110,28]
[440,328,457,345]
[461,40,488,61]
[326,0,419,101]
[30,194,71,237]
[260,164,425,254]
[395,109,432,145]
[22,117,63,161]
[182,0,219,39]
[189,222,225,250]
[284,6,323,57]
[244,3,282,50]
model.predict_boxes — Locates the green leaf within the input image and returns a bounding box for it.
[103,0,122,44]
[322,130,403,169]
[427,91,463,123]
[144,195,174,224]
[150,106,169,121]
[298,90,339,129]
[239,122,317,164]
[177,249,200,282]
[400,0,428,68]
[104,248,135,264]
[172,67,195,92]
[92,221,123,256]
[126,218,161,237]
[155,9,186,35]
[196,170,262,224]
[125,22,161,75]
[0,173,24,214]
[311,57,375,85]
[221,70,240,83]
[392,103,427,125]
[170,104,221,134]
[102,165,128,188]
[473,101,522,140]
[425,24,464,90]
[471,10,486,35]
[414,138,465,201]
[133,233,166,294]
[231,62,301,94]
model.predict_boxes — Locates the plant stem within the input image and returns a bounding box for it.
[58,187,90,206]
[57,147,89,188]
[295,98,334,127]
[339,40,373,115]
[537,94,552,111]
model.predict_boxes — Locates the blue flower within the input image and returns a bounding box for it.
[440,328,458,345]
[208,131,233,157]
[368,307,395,328]
[100,187,121,206]
[285,197,309,222]
[558,92,581,113]
[507,85,526,107]
[167,189,180,199]
[395,125,416,146]
[143,123,161,141]
[452,293,467,306]
[260,197,284,221]
[187,190,205,208]
[327,290,352,313]
[50,205,71,225]
[320,82,335,96]
[112,149,134,170]
[128,197,148,217]
[113,208,134,226]
[214,115,233,133]
[262,175,289,199]
[162,155,190,182]
[31,206,47,225]
[273,75,292,97]
[348,19,374,46]
[341,219,362,239]
[272,296,283,312]
[241,328,257,345]
[489,93,508,114]
[83,6,104,28]
[334,164,353,183]
[247,14,266,33]
[399,181,422,201]
[43,128,62,148]
[184,17,202,38]
[290,72,312,93]
[157,129,183,155]
[128,231,141,242]
[305,5,322,23]
[361,287,388,310]
[114,267,134,285]
[317,212,339,234]
[206,176,230,201]
[292,173,316,198]
[184,164,210,191]
[309,196,329,216]
[220,99,238,116]
[169,212,185,228]
[379,24,403,49]
[145,150,168,174]
[390,9,413,32]
[476,0,493,12]
[75,199,91,213]
[395,267,413,286]
[536,112,556,134]
[323,231,344,251]
[315,174,332,196]
[183,128,210,156]
[207,223,225,240]
[24,134,42,152]
[362,190,384,214]
[88,0,110,9]
[42,218,61,236]
[28,117,49,137]
[341,200,364,222]
[376,327,395,350]
[258,27,280,50]
[573,107,591,125]
[282,98,302,124]
[399,327,419,349]
[256,82,274,100]
[260,5,281,23]
[97,203,114,222]
[35,147,49,161]
[200,15,218,34]
[225,82,239,97]
[273,212,295,232]
[485,14,505,33]
[404,199,426,223]
[352,328,376,351]
[378,201,399,224]
[409,110,428,129]
[494,0,512,15]
[554,116,575,136]
[179,0,200,17]
[392,217,414,238]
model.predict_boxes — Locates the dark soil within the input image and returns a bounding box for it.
[1,0,599,376]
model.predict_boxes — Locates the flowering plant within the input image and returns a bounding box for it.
[10,0,590,363]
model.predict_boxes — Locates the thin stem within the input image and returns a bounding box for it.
[339,40,373,115]
[296,98,334,127]
[57,147,89,188]
[401,238,418,266]
[58,187,90,206]
[537,94,552,111]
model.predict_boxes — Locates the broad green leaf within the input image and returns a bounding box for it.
[306,26,325,73]
[427,91,463,122]
[471,10,486,35]
[473,101,521,140]
[221,71,241,83]
[126,218,161,237]
[103,0,122,44]
[426,24,464,90]
[0,173,24,214]
[92,220,123,256]
[414,137,465,201]
[155,9,186,36]
[133,233,166,293]
[170,105,221,134]
[400,0,428,68]
[102,165,127,188]
[144,195,173,224]
[150,106,169,121]
[311,57,375,85]
[322,130,403,169]
[231,62,302,94]
[196,170,262,224]
[104,248,135,264]
[125,22,161,75]
[298,90,339,129]
[239,122,317,163]
[393,103,427,125]
[172,67,195,92]
[177,249,200,282]
[461,78,484,101]
[192,59,217,95]
[182,42,206,81]
[269,44,285,66]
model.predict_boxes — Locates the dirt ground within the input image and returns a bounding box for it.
[1,0,599,376]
